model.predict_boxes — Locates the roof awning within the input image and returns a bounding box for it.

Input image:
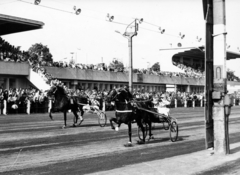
[172,46,240,61]
[0,14,44,36]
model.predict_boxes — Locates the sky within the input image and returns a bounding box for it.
[0,0,240,75]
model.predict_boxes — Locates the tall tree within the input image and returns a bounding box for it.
[109,58,124,70]
[28,43,53,63]
[151,62,160,72]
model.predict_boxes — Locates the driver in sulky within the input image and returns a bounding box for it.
[83,87,100,113]
[152,93,171,117]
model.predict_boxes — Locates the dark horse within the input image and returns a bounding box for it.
[47,85,88,128]
[107,88,146,146]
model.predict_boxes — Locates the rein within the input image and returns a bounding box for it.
[78,102,89,106]
[132,98,152,103]
[115,109,132,113]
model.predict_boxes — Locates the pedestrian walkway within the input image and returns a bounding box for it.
[88,142,240,175]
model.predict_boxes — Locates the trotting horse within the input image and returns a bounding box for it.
[47,85,88,128]
[107,88,146,146]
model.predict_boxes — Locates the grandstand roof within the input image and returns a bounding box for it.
[172,46,240,60]
[0,14,44,36]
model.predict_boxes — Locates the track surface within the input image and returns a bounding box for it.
[1,107,240,175]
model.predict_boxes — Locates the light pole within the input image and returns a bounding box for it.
[76,48,81,64]
[70,52,74,63]
[115,18,143,92]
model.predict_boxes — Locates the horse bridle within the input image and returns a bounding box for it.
[52,86,58,95]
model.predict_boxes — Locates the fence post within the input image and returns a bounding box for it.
[192,100,195,108]
[27,100,30,114]
[48,99,52,113]
[184,100,187,107]
[102,100,105,112]
[3,100,7,115]
[175,99,177,108]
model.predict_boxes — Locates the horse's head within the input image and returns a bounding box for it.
[47,86,57,98]
[106,89,118,102]
[47,85,66,98]
[107,88,132,102]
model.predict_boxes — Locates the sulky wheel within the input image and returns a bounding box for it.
[169,121,178,142]
[98,112,107,127]
[138,123,148,141]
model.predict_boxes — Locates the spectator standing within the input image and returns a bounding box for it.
[0,88,3,114]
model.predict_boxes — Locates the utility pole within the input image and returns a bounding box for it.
[202,0,231,155]
[115,18,143,93]
[203,0,230,155]
[203,0,214,149]
[126,32,136,93]
[212,0,229,155]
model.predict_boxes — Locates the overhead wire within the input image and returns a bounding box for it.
[17,0,75,14]
[0,0,18,5]
[17,0,203,44]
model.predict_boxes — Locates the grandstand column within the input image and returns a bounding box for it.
[5,78,9,89]
[174,85,177,93]
[73,80,78,90]
[106,84,110,91]
[84,83,88,90]
[186,85,190,93]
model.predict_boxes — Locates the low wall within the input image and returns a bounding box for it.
[44,66,205,86]
[0,61,29,75]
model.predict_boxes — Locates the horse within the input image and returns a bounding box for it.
[106,88,146,147]
[136,95,174,141]
[47,85,88,128]
[132,98,155,140]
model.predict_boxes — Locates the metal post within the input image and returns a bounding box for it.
[128,36,133,93]
[213,0,229,155]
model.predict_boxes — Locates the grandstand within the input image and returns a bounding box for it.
[1,13,240,94]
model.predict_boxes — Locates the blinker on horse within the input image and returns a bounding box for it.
[47,85,88,128]
[107,88,146,146]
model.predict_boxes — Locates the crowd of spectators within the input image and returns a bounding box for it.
[173,61,204,78]
[2,85,240,115]
[0,87,48,115]
[1,36,208,80]
[131,89,205,108]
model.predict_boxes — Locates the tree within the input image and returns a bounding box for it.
[151,62,160,72]
[109,58,124,71]
[28,43,53,63]
[227,69,240,82]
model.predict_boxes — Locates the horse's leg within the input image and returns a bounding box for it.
[49,108,53,120]
[109,117,118,130]
[62,111,67,128]
[137,120,146,144]
[72,109,78,126]
[148,121,154,140]
[78,106,84,125]
[124,122,133,147]
[79,106,84,120]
